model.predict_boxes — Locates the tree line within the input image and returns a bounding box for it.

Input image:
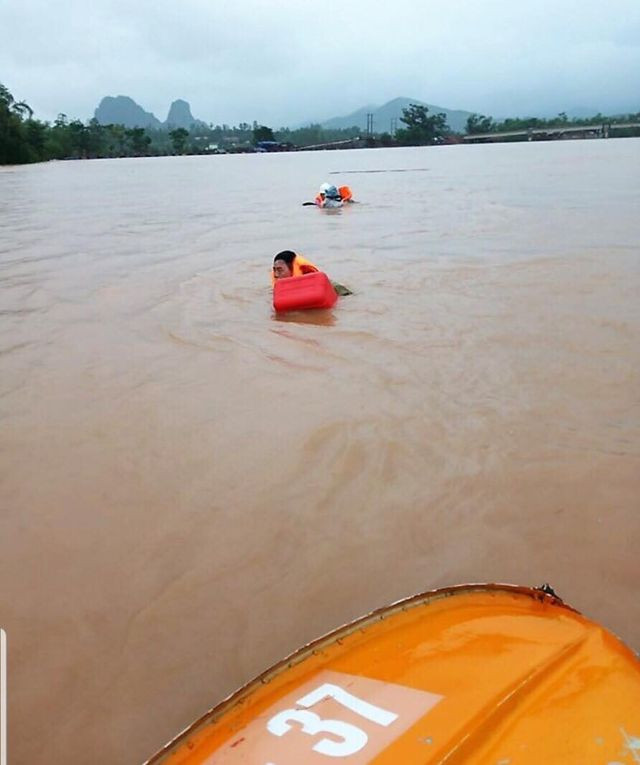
[465,110,640,135]
[0,83,454,164]
[2,81,639,165]
[0,82,366,164]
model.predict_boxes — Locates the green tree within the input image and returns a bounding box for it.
[11,98,33,121]
[277,123,324,147]
[85,118,107,158]
[396,103,450,145]
[274,123,360,148]
[25,119,48,159]
[0,83,33,163]
[126,127,151,156]
[105,123,128,156]
[169,127,189,154]
[42,114,70,159]
[67,119,90,158]
[466,114,497,134]
[253,124,275,143]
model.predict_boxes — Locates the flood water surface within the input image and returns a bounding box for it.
[1,140,639,764]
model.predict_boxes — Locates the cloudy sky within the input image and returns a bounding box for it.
[2,0,639,126]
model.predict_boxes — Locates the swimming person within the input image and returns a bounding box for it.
[271,251,352,295]
[314,183,354,208]
[272,251,319,282]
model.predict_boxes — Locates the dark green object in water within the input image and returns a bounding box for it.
[332,282,353,296]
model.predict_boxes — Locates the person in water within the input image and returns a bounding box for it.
[272,250,319,280]
[272,251,352,295]
[315,182,354,208]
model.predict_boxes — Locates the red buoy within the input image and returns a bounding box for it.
[273,272,338,313]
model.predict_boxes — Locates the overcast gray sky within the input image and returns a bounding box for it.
[2,0,639,126]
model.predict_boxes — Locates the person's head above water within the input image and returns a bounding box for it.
[273,250,296,279]
[318,182,340,200]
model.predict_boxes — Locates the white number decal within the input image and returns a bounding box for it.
[266,682,400,758]
[267,708,368,757]
[296,683,399,727]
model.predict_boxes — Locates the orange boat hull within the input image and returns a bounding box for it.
[146,584,640,764]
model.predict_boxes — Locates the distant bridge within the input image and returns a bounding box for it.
[463,122,640,143]
[294,137,364,151]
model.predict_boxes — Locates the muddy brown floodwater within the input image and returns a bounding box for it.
[1,140,639,764]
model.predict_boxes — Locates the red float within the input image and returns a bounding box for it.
[273,271,338,313]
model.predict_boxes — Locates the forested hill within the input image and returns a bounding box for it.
[321,97,474,134]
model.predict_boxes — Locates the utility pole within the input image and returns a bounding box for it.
[390,118,397,136]
[366,113,374,135]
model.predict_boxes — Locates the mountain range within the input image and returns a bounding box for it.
[92,95,637,133]
[94,96,207,130]
[93,95,476,132]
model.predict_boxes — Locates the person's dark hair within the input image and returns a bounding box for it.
[274,250,296,266]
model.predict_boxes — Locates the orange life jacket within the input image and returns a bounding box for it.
[271,253,319,285]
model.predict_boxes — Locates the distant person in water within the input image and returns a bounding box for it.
[314,182,354,208]
[271,251,352,295]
